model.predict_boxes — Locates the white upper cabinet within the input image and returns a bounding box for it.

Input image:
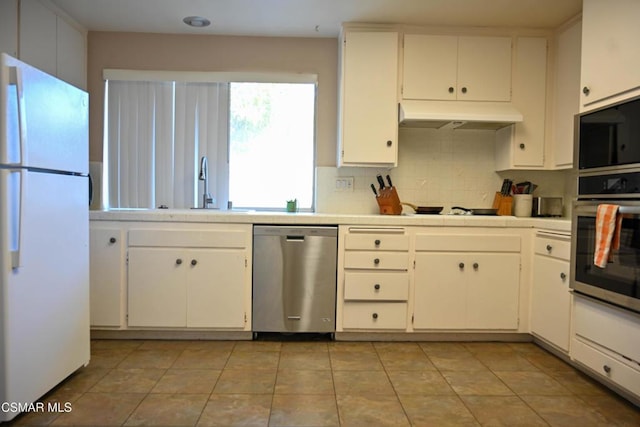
[551,19,581,169]
[402,34,512,102]
[581,0,640,110]
[0,0,19,57]
[19,0,86,89]
[338,30,399,166]
[495,37,548,171]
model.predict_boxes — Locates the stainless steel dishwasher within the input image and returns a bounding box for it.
[252,225,337,334]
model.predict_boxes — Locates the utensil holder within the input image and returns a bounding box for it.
[492,192,513,216]
[376,187,402,215]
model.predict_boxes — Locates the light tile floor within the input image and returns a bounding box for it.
[7,339,640,426]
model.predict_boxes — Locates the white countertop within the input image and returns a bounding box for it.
[90,209,571,232]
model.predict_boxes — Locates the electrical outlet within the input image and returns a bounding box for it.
[335,177,354,192]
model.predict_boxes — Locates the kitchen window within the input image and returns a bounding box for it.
[103,71,316,211]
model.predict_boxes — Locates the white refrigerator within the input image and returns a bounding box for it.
[0,53,90,422]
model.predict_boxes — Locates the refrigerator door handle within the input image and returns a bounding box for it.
[10,66,27,167]
[3,168,25,269]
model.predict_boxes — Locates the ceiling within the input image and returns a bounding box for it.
[50,0,582,38]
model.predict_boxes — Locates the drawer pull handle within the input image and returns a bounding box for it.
[374,284,381,290]
[176,259,183,265]
[109,237,117,244]
[459,262,464,269]
[372,313,378,319]
[191,259,198,266]
[473,262,479,270]
[374,258,380,265]
[546,244,553,252]
[374,239,381,246]
[560,272,567,281]
[603,365,611,374]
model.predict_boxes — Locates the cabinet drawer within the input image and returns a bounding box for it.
[344,251,409,270]
[345,233,409,251]
[574,296,640,363]
[415,234,520,252]
[343,302,407,330]
[534,234,570,260]
[572,337,640,397]
[129,229,248,248]
[344,272,409,301]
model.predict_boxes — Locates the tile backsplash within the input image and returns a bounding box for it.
[316,127,573,216]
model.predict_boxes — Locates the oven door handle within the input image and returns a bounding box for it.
[574,204,640,216]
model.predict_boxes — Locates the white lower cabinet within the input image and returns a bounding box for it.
[128,247,245,328]
[124,224,251,330]
[572,295,640,399]
[89,224,126,327]
[338,227,410,331]
[531,231,571,352]
[413,233,520,330]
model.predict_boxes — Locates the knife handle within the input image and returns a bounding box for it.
[370,183,378,196]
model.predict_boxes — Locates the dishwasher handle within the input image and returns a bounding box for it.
[286,235,305,241]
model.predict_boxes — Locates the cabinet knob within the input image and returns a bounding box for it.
[372,313,378,320]
[519,143,525,150]
[374,284,381,290]
[191,259,198,266]
[374,258,380,265]
[583,86,590,96]
[176,258,183,265]
[374,239,381,246]
[603,365,611,374]
[461,87,468,94]
[448,86,454,93]
[473,262,479,270]
[546,244,553,252]
[560,272,567,281]
[386,140,393,147]
[109,237,117,244]
[459,262,465,269]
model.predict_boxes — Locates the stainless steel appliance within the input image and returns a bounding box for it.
[252,225,337,334]
[532,197,563,217]
[576,95,640,173]
[572,98,640,313]
[571,200,640,313]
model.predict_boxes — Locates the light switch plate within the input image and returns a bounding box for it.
[335,177,354,192]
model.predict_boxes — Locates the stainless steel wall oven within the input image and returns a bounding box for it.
[572,96,640,314]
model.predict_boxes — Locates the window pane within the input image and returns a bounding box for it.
[228,83,315,210]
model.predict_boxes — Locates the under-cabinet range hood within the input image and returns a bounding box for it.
[399,100,523,130]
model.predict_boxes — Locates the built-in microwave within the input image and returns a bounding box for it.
[576,95,640,172]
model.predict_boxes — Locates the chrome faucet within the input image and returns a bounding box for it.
[199,156,214,208]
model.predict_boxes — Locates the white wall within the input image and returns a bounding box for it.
[317,127,571,215]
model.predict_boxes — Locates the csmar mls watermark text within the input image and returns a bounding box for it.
[1,401,72,413]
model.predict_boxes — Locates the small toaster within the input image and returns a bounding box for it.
[532,197,563,217]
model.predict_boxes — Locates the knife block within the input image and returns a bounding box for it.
[492,192,513,216]
[376,187,403,215]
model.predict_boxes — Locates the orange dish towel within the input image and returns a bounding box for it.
[594,204,622,268]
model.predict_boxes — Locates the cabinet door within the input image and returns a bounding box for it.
[128,247,187,327]
[56,16,86,89]
[466,253,520,329]
[19,0,57,76]
[581,0,640,108]
[414,253,466,329]
[0,0,18,57]
[402,34,458,100]
[340,31,399,166]
[531,256,571,351]
[187,249,246,328]
[457,36,512,102]
[89,226,125,327]
[511,37,547,168]
[552,21,581,168]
